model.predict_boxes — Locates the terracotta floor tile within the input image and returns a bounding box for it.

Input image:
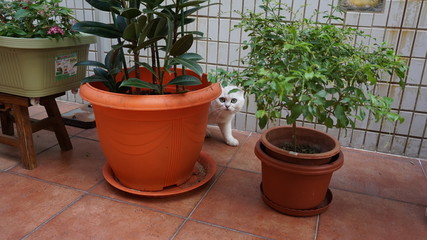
[26,195,184,240]
[12,137,105,190]
[175,220,265,240]
[202,126,250,166]
[191,168,318,240]
[0,129,73,170]
[91,166,224,217]
[0,144,20,170]
[228,132,262,173]
[76,127,99,141]
[317,189,427,240]
[331,147,427,205]
[0,173,83,240]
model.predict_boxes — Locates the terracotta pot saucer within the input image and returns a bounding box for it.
[260,184,333,217]
[103,152,217,197]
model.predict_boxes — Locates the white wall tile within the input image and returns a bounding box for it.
[419,2,427,28]
[400,86,419,110]
[405,138,421,158]
[419,140,427,159]
[372,0,391,27]
[364,132,379,151]
[387,0,405,27]
[409,113,427,138]
[403,0,422,28]
[350,130,365,148]
[208,19,219,41]
[218,19,231,42]
[395,111,412,135]
[390,136,406,155]
[412,31,427,58]
[415,87,427,112]
[407,58,425,85]
[377,133,392,152]
[397,30,415,57]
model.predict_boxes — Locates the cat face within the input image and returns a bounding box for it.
[213,85,245,113]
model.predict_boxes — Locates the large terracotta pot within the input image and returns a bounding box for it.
[255,138,344,216]
[79,68,221,191]
[260,126,341,165]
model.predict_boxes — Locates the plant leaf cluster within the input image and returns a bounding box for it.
[212,0,407,130]
[73,0,214,95]
[0,0,77,39]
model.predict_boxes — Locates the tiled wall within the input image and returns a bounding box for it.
[62,0,427,159]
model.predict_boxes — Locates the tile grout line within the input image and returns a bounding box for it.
[6,171,89,194]
[313,215,320,240]
[20,193,87,240]
[330,186,427,207]
[169,132,261,240]
[168,164,228,240]
[187,219,275,240]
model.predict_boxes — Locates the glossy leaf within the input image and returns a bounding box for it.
[85,0,121,12]
[120,78,159,91]
[72,21,122,38]
[74,61,107,69]
[166,75,202,86]
[171,57,203,76]
[170,35,194,56]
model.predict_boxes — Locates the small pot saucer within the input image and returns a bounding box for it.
[260,184,333,217]
[103,152,216,197]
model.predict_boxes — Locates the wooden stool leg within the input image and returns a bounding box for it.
[13,105,37,170]
[0,110,14,136]
[41,98,73,151]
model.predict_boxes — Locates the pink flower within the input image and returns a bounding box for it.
[47,26,65,35]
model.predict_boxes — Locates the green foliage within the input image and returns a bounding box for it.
[0,0,78,39]
[212,0,407,130]
[73,0,214,94]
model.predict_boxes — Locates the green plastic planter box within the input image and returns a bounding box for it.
[0,33,96,97]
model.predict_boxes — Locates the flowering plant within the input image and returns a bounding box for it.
[0,0,77,39]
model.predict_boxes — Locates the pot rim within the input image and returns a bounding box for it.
[261,125,341,160]
[255,140,344,175]
[79,77,221,111]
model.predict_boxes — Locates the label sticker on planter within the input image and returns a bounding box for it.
[55,53,78,80]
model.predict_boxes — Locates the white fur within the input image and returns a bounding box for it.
[207,85,245,146]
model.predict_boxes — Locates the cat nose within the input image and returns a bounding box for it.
[225,105,230,109]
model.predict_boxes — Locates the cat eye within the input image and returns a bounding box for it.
[231,98,237,103]
[219,97,226,103]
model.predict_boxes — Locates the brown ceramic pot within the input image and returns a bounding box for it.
[260,126,341,165]
[255,140,344,215]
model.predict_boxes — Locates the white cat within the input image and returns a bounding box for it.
[207,85,245,146]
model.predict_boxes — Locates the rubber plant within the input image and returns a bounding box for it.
[212,0,408,152]
[73,0,215,95]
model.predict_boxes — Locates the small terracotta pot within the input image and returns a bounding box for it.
[255,140,344,212]
[260,126,341,165]
[80,68,221,191]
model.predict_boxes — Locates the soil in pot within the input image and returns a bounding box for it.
[261,126,341,165]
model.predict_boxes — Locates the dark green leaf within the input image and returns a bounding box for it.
[171,57,203,76]
[120,78,159,91]
[166,75,202,86]
[123,22,137,41]
[74,61,107,69]
[179,53,203,60]
[72,21,122,38]
[85,0,121,12]
[170,35,194,56]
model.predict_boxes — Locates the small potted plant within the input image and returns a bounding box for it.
[0,0,96,97]
[72,0,221,193]
[212,0,407,216]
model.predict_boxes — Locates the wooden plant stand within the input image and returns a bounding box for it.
[0,92,73,169]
